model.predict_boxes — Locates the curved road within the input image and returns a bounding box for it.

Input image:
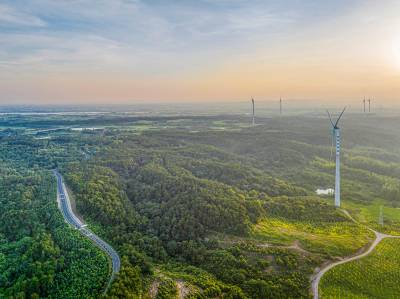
[311,210,400,299]
[54,170,120,291]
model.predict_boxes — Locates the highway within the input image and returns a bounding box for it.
[53,170,120,290]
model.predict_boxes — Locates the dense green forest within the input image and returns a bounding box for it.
[0,166,109,298]
[1,113,400,298]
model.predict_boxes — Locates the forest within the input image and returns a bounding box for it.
[1,112,400,298]
[0,162,109,297]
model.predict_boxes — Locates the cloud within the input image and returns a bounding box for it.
[0,4,46,27]
[0,0,306,82]
[0,1,375,82]
[0,33,126,70]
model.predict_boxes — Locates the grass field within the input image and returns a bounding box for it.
[252,218,373,257]
[343,201,400,235]
[319,238,400,298]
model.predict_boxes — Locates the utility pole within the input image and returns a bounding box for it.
[379,205,384,226]
[368,98,371,113]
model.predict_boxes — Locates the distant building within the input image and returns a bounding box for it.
[316,188,334,195]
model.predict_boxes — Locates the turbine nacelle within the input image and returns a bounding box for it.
[327,107,346,129]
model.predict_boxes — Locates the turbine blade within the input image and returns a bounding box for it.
[334,107,346,127]
[326,110,335,127]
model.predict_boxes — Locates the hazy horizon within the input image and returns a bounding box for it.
[1,0,400,104]
[0,99,398,117]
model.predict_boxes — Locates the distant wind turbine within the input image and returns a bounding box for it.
[363,97,366,113]
[251,98,255,126]
[327,107,346,207]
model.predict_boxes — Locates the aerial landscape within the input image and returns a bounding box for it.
[1,1,400,299]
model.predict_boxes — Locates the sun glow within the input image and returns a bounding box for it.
[392,37,400,69]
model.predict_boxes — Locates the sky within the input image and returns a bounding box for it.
[0,0,400,105]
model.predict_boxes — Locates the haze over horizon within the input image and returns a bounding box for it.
[1,0,400,104]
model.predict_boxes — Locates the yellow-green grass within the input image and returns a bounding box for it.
[343,200,400,235]
[320,238,400,298]
[252,218,374,257]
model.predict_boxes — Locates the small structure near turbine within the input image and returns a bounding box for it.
[316,188,334,196]
[251,98,255,126]
[327,107,346,207]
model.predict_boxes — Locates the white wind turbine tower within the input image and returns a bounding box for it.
[327,107,346,207]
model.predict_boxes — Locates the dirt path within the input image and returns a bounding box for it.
[176,280,192,299]
[258,239,313,255]
[311,209,400,299]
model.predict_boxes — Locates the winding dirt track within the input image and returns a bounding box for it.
[311,210,400,299]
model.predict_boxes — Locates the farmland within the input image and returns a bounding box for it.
[343,200,400,235]
[319,238,400,298]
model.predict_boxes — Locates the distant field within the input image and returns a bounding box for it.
[344,201,400,235]
[252,218,373,257]
[320,238,400,298]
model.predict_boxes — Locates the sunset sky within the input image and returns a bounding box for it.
[1,0,400,104]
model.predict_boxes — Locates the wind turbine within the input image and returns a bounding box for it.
[363,97,366,113]
[251,98,255,126]
[327,107,346,207]
[279,97,282,115]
